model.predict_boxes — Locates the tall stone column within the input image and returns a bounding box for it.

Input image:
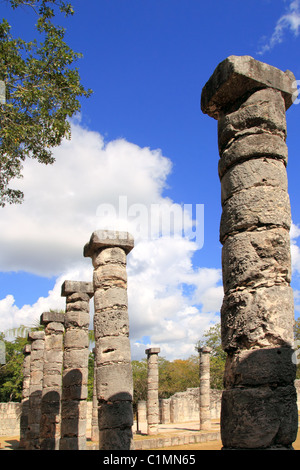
[91,347,99,442]
[19,344,31,449]
[84,230,135,450]
[145,347,160,435]
[39,311,65,450]
[198,346,211,431]
[201,55,298,449]
[26,330,45,450]
[60,280,93,450]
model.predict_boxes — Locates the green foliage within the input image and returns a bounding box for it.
[87,351,94,401]
[0,335,27,401]
[0,0,92,206]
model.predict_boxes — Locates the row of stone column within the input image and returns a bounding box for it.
[20,280,93,450]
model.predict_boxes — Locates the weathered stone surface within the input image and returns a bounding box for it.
[28,330,45,341]
[92,247,127,268]
[64,311,90,329]
[64,329,89,349]
[98,401,133,429]
[201,55,296,119]
[98,427,134,451]
[218,133,288,178]
[217,88,287,153]
[40,311,65,325]
[61,280,94,297]
[93,309,129,338]
[94,287,128,311]
[95,363,133,402]
[96,336,132,365]
[224,347,296,388]
[221,385,298,449]
[221,285,295,351]
[220,157,288,204]
[222,227,291,293]
[220,186,291,242]
[93,264,127,288]
[63,349,89,370]
[84,230,134,257]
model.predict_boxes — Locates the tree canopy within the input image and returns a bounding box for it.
[0,0,92,206]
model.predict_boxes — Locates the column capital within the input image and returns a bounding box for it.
[83,230,134,258]
[28,330,45,341]
[201,55,296,119]
[40,311,65,325]
[61,280,94,297]
[145,347,160,356]
[197,346,212,355]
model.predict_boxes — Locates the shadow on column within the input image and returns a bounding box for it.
[98,392,134,450]
[60,369,83,450]
[40,390,61,450]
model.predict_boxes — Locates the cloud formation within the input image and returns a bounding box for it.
[0,121,220,360]
[258,0,300,54]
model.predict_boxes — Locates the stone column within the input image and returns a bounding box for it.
[26,330,45,450]
[198,346,211,431]
[39,311,65,450]
[201,55,298,449]
[145,347,160,435]
[19,344,31,448]
[136,400,147,433]
[91,348,99,442]
[84,229,134,450]
[60,280,93,450]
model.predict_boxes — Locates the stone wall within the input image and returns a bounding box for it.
[0,401,93,438]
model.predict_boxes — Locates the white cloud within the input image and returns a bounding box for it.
[0,121,220,360]
[291,221,300,275]
[258,0,300,54]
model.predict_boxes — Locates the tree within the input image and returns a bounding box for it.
[0,333,27,401]
[0,0,92,206]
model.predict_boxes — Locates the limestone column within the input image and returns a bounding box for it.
[91,348,99,442]
[136,400,147,433]
[145,347,160,435]
[39,311,65,450]
[201,55,298,449]
[84,229,134,450]
[60,280,93,450]
[19,344,31,448]
[26,330,45,450]
[197,346,211,431]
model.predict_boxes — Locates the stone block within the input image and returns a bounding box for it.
[217,88,287,153]
[221,385,298,449]
[222,227,291,293]
[201,55,296,119]
[98,400,133,429]
[63,349,89,369]
[98,427,134,450]
[66,300,90,312]
[84,230,134,257]
[96,363,133,401]
[93,264,127,289]
[64,311,90,329]
[92,246,127,267]
[220,186,291,242]
[64,329,89,349]
[61,280,93,297]
[220,158,287,204]
[94,309,129,338]
[221,285,295,351]
[218,133,288,178]
[62,368,88,387]
[28,330,45,341]
[95,335,131,365]
[40,311,65,325]
[224,347,296,388]
[94,287,128,311]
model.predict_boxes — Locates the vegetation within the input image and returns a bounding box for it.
[0,0,92,206]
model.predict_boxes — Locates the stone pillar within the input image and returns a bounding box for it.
[201,55,298,449]
[198,346,211,431]
[39,311,65,450]
[136,400,147,433]
[60,280,93,450]
[84,229,134,450]
[19,344,31,448]
[91,348,99,442]
[145,347,160,435]
[26,330,45,450]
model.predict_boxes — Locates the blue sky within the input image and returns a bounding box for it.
[1,0,300,360]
